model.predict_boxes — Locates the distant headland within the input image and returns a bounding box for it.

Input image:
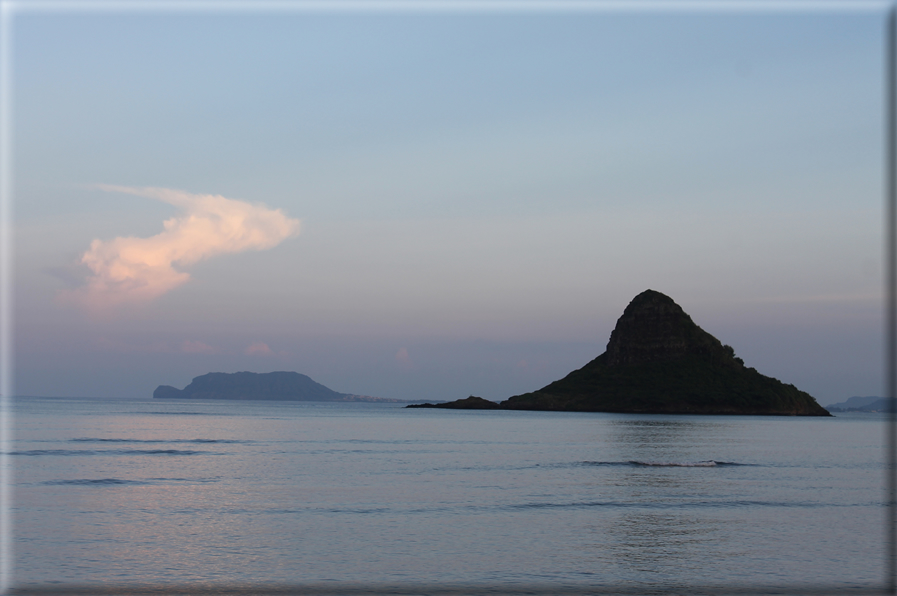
[408,290,831,416]
[825,396,894,413]
[154,371,401,403]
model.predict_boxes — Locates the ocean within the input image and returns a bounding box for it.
[6,397,888,594]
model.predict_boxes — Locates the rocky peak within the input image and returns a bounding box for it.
[605,290,733,367]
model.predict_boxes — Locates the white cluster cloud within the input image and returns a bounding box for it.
[62,185,300,310]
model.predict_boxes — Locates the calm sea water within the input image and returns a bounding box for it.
[7,397,887,592]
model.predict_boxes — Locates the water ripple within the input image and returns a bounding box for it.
[9,449,209,456]
[506,499,848,510]
[42,478,146,486]
[134,411,233,416]
[40,476,222,486]
[69,438,252,444]
[568,460,756,468]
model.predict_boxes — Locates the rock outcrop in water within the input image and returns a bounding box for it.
[409,290,831,416]
[154,371,400,403]
[407,396,501,409]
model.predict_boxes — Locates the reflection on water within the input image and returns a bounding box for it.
[591,419,732,582]
[610,418,733,446]
[601,511,726,580]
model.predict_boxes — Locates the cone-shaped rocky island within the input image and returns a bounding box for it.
[409,290,831,415]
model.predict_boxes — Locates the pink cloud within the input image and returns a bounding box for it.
[60,185,300,311]
[395,347,412,369]
[245,341,274,356]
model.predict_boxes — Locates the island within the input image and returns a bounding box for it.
[154,371,401,403]
[408,289,831,416]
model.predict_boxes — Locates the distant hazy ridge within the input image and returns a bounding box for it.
[826,396,893,412]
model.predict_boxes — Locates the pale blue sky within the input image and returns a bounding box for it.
[10,5,887,404]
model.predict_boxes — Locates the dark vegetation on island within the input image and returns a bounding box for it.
[154,371,400,403]
[408,290,831,416]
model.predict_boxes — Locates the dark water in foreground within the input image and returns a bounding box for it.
[8,397,887,592]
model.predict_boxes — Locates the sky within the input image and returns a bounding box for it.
[7,2,888,406]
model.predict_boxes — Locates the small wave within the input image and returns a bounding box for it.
[631,460,720,467]
[326,507,392,515]
[507,499,833,511]
[43,478,145,486]
[42,476,221,486]
[115,449,204,455]
[8,448,206,456]
[136,411,229,416]
[631,460,751,467]
[576,460,748,468]
[70,438,138,443]
[509,501,632,510]
[9,449,93,456]
[69,438,249,444]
